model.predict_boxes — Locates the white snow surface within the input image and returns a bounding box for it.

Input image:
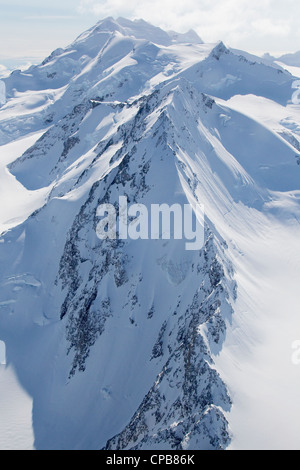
[0,365,34,450]
[0,81,5,106]
[0,132,51,234]
[0,18,300,450]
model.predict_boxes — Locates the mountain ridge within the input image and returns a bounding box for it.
[0,17,300,450]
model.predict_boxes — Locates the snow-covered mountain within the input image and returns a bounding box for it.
[0,17,300,450]
[262,51,300,80]
[276,51,300,67]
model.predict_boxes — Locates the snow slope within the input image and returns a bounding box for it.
[0,365,34,450]
[217,215,300,450]
[0,131,51,234]
[0,81,5,106]
[0,17,300,450]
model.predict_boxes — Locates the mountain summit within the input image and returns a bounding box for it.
[0,18,300,450]
[75,17,203,47]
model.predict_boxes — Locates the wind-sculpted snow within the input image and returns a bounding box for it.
[0,17,300,450]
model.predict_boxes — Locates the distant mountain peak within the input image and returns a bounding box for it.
[76,17,204,47]
[277,50,300,67]
[167,28,203,44]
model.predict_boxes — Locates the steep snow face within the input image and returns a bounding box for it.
[0,18,300,450]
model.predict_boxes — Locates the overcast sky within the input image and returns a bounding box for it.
[0,0,299,70]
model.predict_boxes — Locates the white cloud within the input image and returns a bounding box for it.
[77,0,299,53]
[0,61,33,78]
[252,18,290,37]
[24,15,78,20]
[0,65,9,78]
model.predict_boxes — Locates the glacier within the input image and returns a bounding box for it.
[0,17,300,450]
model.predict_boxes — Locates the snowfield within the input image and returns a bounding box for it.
[0,365,34,450]
[0,17,300,450]
[0,131,51,234]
